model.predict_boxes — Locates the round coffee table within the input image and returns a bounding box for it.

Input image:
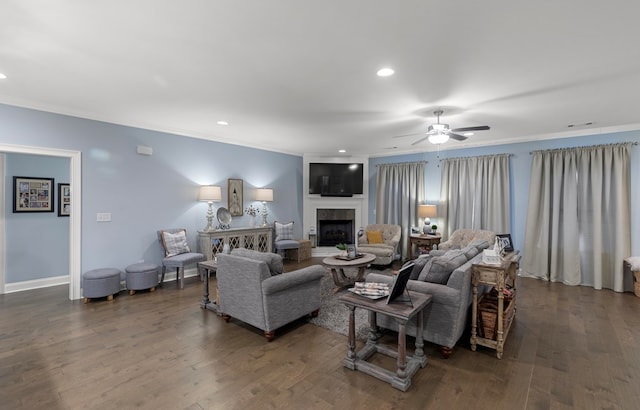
[322,253,376,291]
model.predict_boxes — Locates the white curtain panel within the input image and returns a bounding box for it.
[375,162,425,260]
[439,154,511,239]
[522,143,632,292]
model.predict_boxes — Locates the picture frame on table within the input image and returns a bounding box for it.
[13,176,54,213]
[497,233,514,252]
[227,178,243,216]
[346,244,357,258]
[58,183,70,217]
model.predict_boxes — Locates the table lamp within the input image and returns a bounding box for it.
[418,204,437,234]
[255,188,273,227]
[198,185,222,231]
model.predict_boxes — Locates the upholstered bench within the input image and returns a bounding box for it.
[82,268,122,303]
[125,262,160,295]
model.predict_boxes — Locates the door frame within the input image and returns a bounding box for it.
[0,143,82,300]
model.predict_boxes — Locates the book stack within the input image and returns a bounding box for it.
[349,282,390,299]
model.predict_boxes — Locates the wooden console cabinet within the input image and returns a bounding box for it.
[470,251,520,359]
[198,226,272,260]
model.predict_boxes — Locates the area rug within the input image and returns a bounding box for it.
[308,267,393,341]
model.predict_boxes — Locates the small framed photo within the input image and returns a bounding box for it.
[58,183,70,217]
[13,176,54,213]
[497,234,514,252]
[346,244,357,258]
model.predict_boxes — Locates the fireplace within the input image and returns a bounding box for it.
[317,208,355,246]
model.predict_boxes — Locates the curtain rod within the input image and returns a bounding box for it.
[438,153,512,161]
[529,141,638,154]
[375,161,427,167]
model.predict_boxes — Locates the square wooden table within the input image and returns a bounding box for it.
[339,290,432,391]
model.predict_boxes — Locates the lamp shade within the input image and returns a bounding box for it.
[418,204,437,219]
[198,185,222,202]
[255,188,273,202]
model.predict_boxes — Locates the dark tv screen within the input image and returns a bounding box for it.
[309,162,364,196]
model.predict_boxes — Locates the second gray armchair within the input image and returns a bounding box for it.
[216,248,325,341]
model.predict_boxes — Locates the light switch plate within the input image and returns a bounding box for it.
[96,212,111,222]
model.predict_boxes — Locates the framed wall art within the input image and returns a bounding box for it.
[13,176,55,213]
[227,178,243,216]
[58,183,70,217]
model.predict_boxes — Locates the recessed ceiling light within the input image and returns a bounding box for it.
[216,120,229,126]
[338,149,346,153]
[0,73,7,80]
[376,67,394,77]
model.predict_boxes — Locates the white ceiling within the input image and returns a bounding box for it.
[2,1,640,157]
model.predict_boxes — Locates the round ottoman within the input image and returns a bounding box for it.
[125,262,160,295]
[83,268,121,303]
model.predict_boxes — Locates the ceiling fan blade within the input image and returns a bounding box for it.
[448,133,468,141]
[411,136,429,146]
[450,125,490,132]
[392,132,423,139]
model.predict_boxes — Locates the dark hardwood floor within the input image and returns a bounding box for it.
[2,257,640,409]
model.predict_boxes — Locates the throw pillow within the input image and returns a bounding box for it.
[418,249,467,284]
[161,230,191,257]
[407,254,432,280]
[468,238,490,250]
[366,230,384,244]
[461,245,480,260]
[275,221,294,241]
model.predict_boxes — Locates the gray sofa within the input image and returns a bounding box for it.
[366,238,492,358]
[216,248,325,341]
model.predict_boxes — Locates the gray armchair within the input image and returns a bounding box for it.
[216,248,325,341]
[157,229,205,289]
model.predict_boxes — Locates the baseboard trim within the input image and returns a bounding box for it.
[4,266,200,294]
[4,275,70,293]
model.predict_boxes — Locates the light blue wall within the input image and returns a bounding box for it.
[5,154,70,281]
[0,104,303,284]
[2,101,638,286]
[368,131,640,259]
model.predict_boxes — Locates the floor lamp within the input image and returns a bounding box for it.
[198,185,222,232]
[255,188,273,227]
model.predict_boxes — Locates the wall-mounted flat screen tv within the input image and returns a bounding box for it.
[309,162,364,197]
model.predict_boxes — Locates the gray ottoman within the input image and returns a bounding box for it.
[83,268,121,303]
[126,262,159,295]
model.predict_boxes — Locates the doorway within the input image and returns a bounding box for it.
[0,143,81,300]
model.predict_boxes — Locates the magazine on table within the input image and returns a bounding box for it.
[348,282,390,299]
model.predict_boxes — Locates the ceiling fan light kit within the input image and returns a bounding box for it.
[402,109,491,146]
[428,133,449,144]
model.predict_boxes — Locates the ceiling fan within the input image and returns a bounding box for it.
[396,109,490,145]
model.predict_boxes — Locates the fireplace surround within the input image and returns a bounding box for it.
[317,208,355,246]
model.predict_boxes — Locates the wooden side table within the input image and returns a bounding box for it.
[199,259,219,314]
[322,253,376,292]
[470,251,520,359]
[408,234,441,259]
[339,291,432,391]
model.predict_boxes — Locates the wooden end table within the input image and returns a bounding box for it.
[199,259,219,314]
[408,234,441,259]
[470,251,520,359]
[322,253,376,291]
[339,291,432,391]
